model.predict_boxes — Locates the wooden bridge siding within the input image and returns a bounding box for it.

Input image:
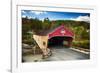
[33,35,49,55]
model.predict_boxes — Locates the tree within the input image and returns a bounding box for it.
[74,26,84,40]
[43,17,51,30]
[81,29,90,40]
[30,18,43,33]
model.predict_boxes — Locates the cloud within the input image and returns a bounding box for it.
[28,16,34,19]
[30,11,47,15]
[22,10,47,19]
[22,15,35,19]
[70,15,90,23]
[22,15,26,18]
[22,10,26,14]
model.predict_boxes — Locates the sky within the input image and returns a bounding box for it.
[21,10,90,23]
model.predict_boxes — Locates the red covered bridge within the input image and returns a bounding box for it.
[48,24,74,47]
[33,24,74,48]
[33,24,74,58]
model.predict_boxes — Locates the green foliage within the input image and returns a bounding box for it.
[22,24,31,35]
[30,18,43,33]
[72,40,90,49]
[81,29,90,40]
[22,39,33,45]
[42,17,51,30]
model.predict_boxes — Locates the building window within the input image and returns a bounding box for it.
[43,42,46,46]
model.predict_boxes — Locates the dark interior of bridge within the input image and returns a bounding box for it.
[48,36,72,47]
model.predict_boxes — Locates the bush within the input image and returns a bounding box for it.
[72,40,90,49]
[22,39,34,45]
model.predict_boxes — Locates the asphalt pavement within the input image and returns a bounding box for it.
[23,46,90,62]
[43,46,90,61]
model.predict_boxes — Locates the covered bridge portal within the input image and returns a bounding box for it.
[48,25,74,47]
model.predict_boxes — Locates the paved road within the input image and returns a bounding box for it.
[43,46,90,61]
[23,46,90,62]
